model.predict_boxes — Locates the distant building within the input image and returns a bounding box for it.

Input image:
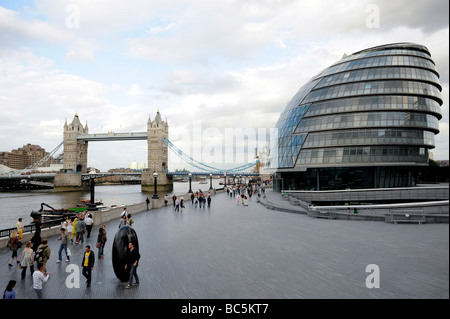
[0,144,61,170]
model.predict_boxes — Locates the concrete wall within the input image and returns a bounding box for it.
[286,186,449,203]
[54,172,84,192]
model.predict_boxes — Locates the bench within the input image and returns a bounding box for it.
[307,210,336,220]
[389,210,426,224]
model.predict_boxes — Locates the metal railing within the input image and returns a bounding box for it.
[0,218,65,239]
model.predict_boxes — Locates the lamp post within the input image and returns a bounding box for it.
[152,172,159,199]
[188,173,193,193]
[88,170,98,211]
[209,174,213,190]
[224,172,227,188]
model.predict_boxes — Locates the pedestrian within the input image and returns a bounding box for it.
[146,197,150,210]
[96,226,107,259]
[180,197,185,212]
[33,217,42,235]
[125,242,140,289]
[164,194,169,206]
[56,228,70,263]
[175,197,180,212]
[71,217,78,243]
[172,194,176,207]
[20,241,34,279]
[64,216,73,241]
[191,193,195,204]
[84,214,93,238]
[32,263,50,299]
[126,214,134,227]
[76,217,86,244]
[194,194,199,208]
[8,231,21,267]
[119,213,127,228]
[35,238,51,273]
[121,207,128,218]
[207,194,212,208]
[81,245,95,287]
[17,218,24,241]
[3,280,16,299]
[30,231,41,253]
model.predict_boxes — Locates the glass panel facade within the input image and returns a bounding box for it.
[315,67,441,90]
[278,166,414,191]
[319,55,438,78]
[298,146,428,165]
[303,129,435,148]
[304,80,442,104]
[295,112,439,133]
[304,96,441,119]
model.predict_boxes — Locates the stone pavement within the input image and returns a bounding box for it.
[1,189,448,299]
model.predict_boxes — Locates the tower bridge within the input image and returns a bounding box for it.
[51,111,259,192]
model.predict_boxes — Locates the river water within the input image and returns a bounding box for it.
[0,180,225,229]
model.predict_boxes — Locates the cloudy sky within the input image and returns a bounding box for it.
[0,0,448,171]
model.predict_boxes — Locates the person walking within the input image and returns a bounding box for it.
[81,245,95,287]
[64,216,73,241]
[84,214,94,239]
[76,217,86,244]
[174,197,180,212]
[71,217,78,243]
[180,197,185,213]
[35,238,51,273]
[194,194,199,208]
[207,194,212,208]
[30,231,41,253]
[8,231,20,267]
[146,197,150,210]
[96,226,107,259]
[32,263,50,299]
[17,218,24,241]
[56,228,70,263]
[20,241,34,279]
[164,194,169,206]
[126,214,134,227]
[3,280,16,299]
[125,242,140,289]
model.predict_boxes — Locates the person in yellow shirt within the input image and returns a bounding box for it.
[81,245,95,287]
[17,218,24,240]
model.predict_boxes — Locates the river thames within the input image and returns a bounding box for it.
[0,180,225,229]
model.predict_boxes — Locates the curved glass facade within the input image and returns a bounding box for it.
[268,43,443,190]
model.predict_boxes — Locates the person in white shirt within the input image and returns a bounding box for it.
[32,263,50,299]
[84,214,94,238]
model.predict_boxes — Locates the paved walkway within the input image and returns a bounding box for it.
[1,190,448,299]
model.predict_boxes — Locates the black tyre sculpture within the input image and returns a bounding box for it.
[112,225,139,282]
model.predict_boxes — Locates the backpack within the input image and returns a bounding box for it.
[35,246,45,264]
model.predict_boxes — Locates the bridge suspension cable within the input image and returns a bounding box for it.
[162,138,259,173]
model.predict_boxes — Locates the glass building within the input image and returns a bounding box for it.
[267,43,443,191]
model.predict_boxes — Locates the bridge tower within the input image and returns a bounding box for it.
[141,110,173,193]
[63,113,89,173]
[54,114,88,191]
